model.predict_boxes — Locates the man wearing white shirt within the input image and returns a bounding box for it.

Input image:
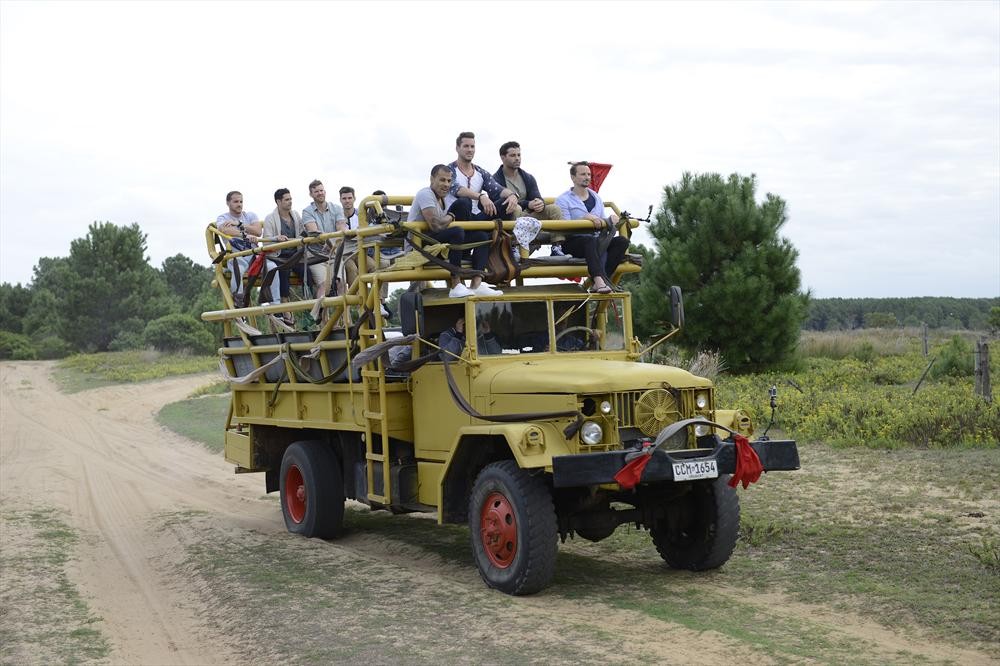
[215,191,279,305]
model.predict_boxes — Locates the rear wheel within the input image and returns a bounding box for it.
[279,440,345,539]
[469,461,558,595]
[650,476,739,570]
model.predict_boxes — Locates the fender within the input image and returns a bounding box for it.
[435,422,573,524]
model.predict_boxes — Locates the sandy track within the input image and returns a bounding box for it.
[1,362,273,665]
[1,361,995,665]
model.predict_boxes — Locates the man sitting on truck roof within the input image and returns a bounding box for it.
[493,140,562,221]
[262,188,304,324]
[408,164,503,299]
[216,190,280,305]
[555,162,630,294]
[340,186,392,317]
[447,131,520,225]
[300,179,344,298]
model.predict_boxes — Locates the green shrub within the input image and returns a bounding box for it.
[143,314,215,355]
[931,335,973,379]
[716,356,1000,448]
[0,331,36,360]
[34,335,74,359]
[108,317,148,351]
[853,341,876,363]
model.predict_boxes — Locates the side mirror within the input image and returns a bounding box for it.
[670,286,684,329]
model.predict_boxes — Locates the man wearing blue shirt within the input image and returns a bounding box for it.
[555,162,629,294]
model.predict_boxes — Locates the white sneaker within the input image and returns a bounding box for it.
[449,284,475,298]
[473,283,503,296]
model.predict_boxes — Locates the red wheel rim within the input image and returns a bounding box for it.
[479,491,517,568]
[285,464,306,524]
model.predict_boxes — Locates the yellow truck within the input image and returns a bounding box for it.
[203,196,800,595]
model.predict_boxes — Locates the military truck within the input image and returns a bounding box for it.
[202,196,799,595]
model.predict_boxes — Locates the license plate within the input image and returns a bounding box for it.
[672,459,719,481]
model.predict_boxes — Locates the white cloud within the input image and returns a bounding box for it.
[1,0,997,298]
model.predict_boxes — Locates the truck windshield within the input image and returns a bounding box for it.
[473,298,625,355]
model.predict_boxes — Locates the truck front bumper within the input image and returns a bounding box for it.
[551,438,800,488]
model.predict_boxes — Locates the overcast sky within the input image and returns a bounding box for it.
[1,0,997,298]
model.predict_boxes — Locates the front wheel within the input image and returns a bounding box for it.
[279,440,345,539]
[469,461,558,595]
[650,475,739,570]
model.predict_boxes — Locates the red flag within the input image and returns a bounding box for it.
[727,434,764,489]
[614,454,651,490]
[588,162,613,192]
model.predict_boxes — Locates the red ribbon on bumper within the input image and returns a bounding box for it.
[728,434,763,489]
[613,453,652,490]
[613,433,764,491]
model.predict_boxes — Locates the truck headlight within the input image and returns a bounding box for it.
[694,424,710,437]
[600,400,613,415]
[581,421,603,445]
[695,392,709,409]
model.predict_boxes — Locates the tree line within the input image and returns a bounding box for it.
[0,222,223,359]
[804,297,998,331]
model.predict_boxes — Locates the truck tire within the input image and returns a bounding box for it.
[650,475,739,570]
[279,440,345,539]
[469,461,558,595]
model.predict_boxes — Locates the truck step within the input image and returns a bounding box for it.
[366,453,386,463]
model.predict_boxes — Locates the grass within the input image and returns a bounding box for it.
[147,328,999,658]
[797,328,986,361]
[156,394,230,453]
[156,440,1000,663]
[187,379,230,397]
[0,506,111,664]
[53,349,216,393]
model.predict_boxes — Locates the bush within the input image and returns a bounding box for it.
[142,314,215,355]
[0,331,36,360]
[34,335,74,359]
[932,335,973,379]
[715,355,1000,448]
[644,344,726,381]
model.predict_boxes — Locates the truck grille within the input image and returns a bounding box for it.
[613,388,693,437]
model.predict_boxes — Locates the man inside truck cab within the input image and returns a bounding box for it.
[408,164,503,299]
[437,316,502,360]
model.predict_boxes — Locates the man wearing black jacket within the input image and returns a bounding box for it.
[493,141,562,220]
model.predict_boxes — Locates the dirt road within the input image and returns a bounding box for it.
[1,361,995,665]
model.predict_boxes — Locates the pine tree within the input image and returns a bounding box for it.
[634,172,809,371]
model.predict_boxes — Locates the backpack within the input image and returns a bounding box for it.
[483,220,520,285]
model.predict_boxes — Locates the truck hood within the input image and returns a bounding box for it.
[479,359,711,394]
